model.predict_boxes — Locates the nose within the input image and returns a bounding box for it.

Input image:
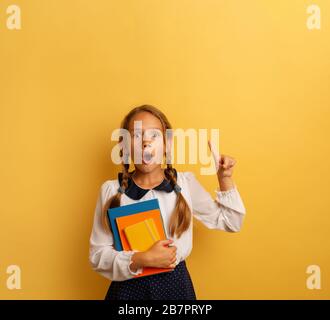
[143,142,152,149]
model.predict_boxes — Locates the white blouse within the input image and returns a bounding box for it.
[89,171,247,282]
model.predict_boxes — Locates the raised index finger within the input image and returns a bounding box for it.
[208,140,220,171]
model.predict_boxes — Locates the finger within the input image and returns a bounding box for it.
[224,156,235,169]
[208,140,220,171]
[221,156,230,169]
[161,239,173,246]
[228,158,236,168]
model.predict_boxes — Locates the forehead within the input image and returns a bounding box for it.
[128,111,163,131]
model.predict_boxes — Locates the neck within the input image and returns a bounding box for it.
[132,166,165,189]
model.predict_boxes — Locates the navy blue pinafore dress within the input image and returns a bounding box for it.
[106,170,197,300]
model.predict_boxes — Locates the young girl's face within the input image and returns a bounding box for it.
[127,111,165,174]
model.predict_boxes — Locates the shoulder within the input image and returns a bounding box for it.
[99,178,119,199]
[176,171,197,184]
[175,171,200,201]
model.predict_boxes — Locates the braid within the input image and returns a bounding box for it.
[165,164,192,238]
[164,164,176,187]
[101,162,131,233]
[120,163,130,191]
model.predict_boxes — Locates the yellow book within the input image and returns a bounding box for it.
[124,218,160,251]
[145,218,160,242]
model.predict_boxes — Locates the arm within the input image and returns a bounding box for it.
[130,252,147,273]
[185,172,246,232]
[89,181,144,281]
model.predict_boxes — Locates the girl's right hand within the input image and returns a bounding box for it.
[144,239,177,269]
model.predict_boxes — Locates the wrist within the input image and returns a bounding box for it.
[217,175,234,191]
[131,251,149,269]
[141,251,152,267]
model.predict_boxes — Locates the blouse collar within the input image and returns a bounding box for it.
[118,169,178,200]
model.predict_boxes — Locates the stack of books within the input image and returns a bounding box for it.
[107,198,174,279]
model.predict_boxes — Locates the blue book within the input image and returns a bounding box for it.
[107,198,164,251]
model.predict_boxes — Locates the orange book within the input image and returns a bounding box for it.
[116,209,174,278]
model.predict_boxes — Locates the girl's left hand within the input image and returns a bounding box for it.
[208,140,236,178]
[217,154,236,178]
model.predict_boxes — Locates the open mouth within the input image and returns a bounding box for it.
[142,150,154,165]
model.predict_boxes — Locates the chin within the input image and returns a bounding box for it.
[134,163,160,173]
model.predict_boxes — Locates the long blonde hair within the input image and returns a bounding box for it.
[102,104,192,239]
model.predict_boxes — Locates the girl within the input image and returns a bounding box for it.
[89,105,246,300]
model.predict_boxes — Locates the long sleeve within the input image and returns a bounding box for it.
[88,181,143,281]
[184,172,246,232]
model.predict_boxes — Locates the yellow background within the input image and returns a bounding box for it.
[0,0,329,299]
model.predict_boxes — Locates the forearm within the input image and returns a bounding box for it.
[217,176,235,191]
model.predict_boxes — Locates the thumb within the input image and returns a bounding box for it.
[160,239,173,246]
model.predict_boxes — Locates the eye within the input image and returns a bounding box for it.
[132,132,142,139]
[150,130,161,139]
